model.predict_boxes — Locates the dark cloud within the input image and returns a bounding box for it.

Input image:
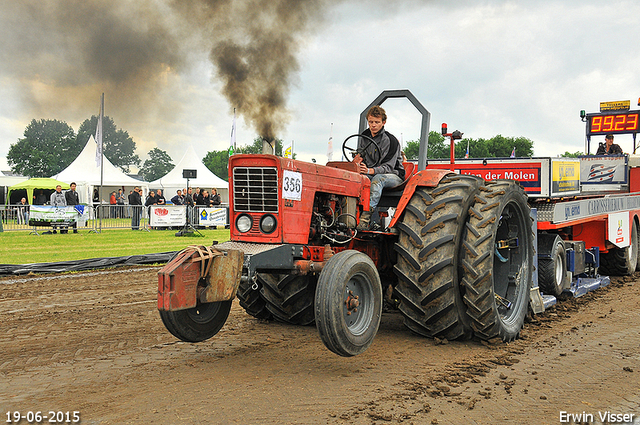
[0,0,339,140]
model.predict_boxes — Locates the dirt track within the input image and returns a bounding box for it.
[1,266,639,425]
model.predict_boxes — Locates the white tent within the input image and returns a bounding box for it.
[52,135,149,205]
[150,145,229,204]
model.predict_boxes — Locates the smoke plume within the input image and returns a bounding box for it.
[0,0,337,142]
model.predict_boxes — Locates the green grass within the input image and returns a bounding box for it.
[0,227,231,265]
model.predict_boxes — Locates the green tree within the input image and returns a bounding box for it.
[560,151,584,158]
[140,148,174,181]
[484,135,533,158]
[404,131,450,160]
[405,133,534,160]
[453,135,534,158]
[203,138,289,182]
[236,137,285,156]
[7,119,80,177]
[76,115,140,172]
[454,138,491,158]
[203,150,230,181]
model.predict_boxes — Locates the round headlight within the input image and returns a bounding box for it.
[260,215,277,234]
[236,214,252,233]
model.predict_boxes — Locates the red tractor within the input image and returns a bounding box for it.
[158,89,534,356]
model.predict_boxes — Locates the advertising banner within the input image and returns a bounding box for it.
[29,205,85,223]
[608,211,630,248]
[551,159,580,196]
[198,207,227,226]
[426,158,547,196]
[150,205,186,227]
[579,155,628,192]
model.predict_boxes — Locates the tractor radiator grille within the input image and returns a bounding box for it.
[233,167,279,212]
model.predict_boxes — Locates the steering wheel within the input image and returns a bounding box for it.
[341,134,382,168]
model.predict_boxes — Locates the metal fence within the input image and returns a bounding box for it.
[92,205,150,231]
[0,204,150,233]
[0,204,32,232]
[1,204,228,233]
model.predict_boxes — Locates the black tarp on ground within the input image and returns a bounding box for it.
[0,251,179,276]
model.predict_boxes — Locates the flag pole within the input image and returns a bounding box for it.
[98,93,104,232]
[100,93,104,204]
[327,122,333,162]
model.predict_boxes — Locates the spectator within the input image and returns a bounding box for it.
[182,187,195,225]
[50,185,67,234]
[65,182,80,233]
[109,191,117,218]
[127,191,133,218]
[16,197,29,225]
[34,189,47,205]
[145,190,157,210]
[210,188,221,206]
[129,186,142,230]
[156,189,166,205]
[145,190,158,228]
[184,187,194,207]
[116,189,125,218]
[50,185,67,207]
[93,188,100,218]
[198,190,209,206]
[171,189,184,205]
[195,187,203,205]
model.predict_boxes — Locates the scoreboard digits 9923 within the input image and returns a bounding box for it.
[586,111,640,136]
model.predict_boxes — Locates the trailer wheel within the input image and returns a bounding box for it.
[393,174,482,340]
[461,180,533,342]
[159,300,232,343]
[315,250,382,357]
[258,273,317,325]
[600,219,638,276]
[237,277,273,321]
[538,234,567,297]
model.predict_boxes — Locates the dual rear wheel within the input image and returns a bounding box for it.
[394,177,533,342]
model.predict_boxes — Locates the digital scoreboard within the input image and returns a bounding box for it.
[587,111,640,136]
[583,100,640,154]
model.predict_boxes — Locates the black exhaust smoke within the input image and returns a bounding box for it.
[0,0,337,142]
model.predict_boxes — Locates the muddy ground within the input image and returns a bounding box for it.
[1,266,639,425]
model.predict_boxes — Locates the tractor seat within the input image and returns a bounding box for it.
[378,162,416,208]
[390,162,415,191]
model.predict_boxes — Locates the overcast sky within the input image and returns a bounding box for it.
[1,0,639,173]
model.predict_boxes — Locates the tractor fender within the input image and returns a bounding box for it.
[388,169,454,228]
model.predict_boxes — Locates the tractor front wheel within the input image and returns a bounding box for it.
[315,250,382,357]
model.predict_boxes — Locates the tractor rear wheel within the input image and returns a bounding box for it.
[159,300,232,343]
[600,219,638,276]
[258,273,317,325]
[394,174,482,340]
[315,250,382,357]
[237,276,273,321]
[461,180,533,342]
